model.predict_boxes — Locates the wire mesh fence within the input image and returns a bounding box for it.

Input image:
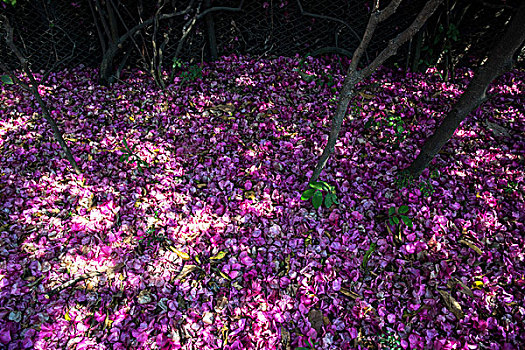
[0,0,522,75]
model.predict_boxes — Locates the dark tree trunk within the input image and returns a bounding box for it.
[204,0,218,60]
[406,1,525,177]
[31,86,81,174]
[310,0,444,182]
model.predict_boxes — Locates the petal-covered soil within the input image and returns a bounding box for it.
[0,55,523,349]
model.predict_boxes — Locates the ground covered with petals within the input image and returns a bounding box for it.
[0,55,524,349]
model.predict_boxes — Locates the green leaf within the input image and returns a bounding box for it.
[210,251,227,260]
[361,242,377,269]
[393,216,400,225]
[312,190,323,209]
[388,207,396,216]
[122,138,132,152]
[119,154,128,162]
[401,215,413,227]
[325,193,333,208]
[1,75,14,85]
[332,195,339,205]
[398,205,410,214]
[309,181,326,191]
[301,188,316,200]
[389,218,395,226]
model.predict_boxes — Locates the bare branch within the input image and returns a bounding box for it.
[115,1,195,48]
[361,0,444,80]
[310,0,444,182]
[349,0,403,72]
[94,0,113,44]
[406,0,525,176]
[175,1,202,59]
[377,0,403,22]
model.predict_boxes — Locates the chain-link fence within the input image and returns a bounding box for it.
[0,0,521,75]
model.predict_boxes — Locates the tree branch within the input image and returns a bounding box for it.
[360,0,444,80]
[310,0,444,182]
[349,0,402,72]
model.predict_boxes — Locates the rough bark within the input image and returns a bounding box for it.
[406,1,525,177]
[1,15,81,175]
[310,0,444,182]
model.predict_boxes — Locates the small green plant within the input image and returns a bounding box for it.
[181,65,202,83]
[388,205,413,228]
[378,331,402,350]
[295,54,337,92]
[119,138,149,173]
[395,171,414,189]
[504,181,519,193]
[364,112,408,146]
[172,58,184,70]
[172,58,203,84]
[301,181,339,209]
[395,171,437,198]
[418,179,435,197]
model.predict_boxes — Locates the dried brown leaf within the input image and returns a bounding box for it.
[339,287,360,299]
[308,308,324,334]
[359,91,375,99]
[458,239,484,255]
[174,264,197,281]
[214,296,228,313]
[438,290,464,320]
[449,278,475,298]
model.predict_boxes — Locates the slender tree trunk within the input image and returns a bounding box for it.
[99,45,119,85]
[310,0,444,182]
[1,15,81,174]
[31,86,81,174]
[204,0,218,60]
[406,1,525,177]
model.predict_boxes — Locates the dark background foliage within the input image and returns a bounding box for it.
[1,0,523,74]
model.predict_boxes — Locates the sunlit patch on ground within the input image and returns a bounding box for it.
[0,56,523,349]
